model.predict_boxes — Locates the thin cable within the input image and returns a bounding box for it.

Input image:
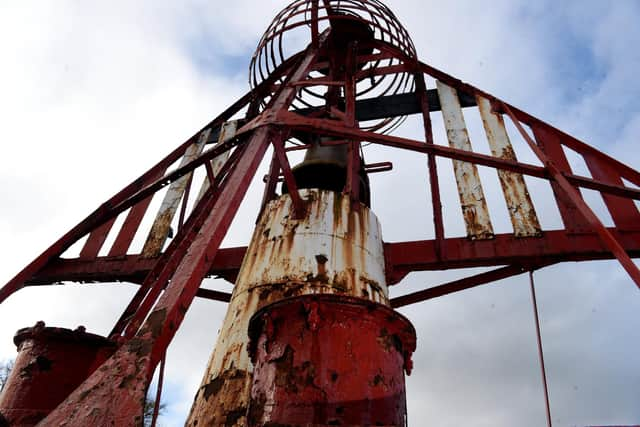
[150,352,166,427]
[529,270,552,427]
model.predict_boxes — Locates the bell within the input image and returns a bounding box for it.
[283,134,371,207]
[283,9,375,205]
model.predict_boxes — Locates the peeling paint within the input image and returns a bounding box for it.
[437,81,494,240]
[246,295,416,426]
[187,190,389,426]
[142,129,211,257]
[477,95,542,237]
[0,323,116,426]
[195,121,237,204]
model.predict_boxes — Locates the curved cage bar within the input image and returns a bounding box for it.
[249,0,417,133]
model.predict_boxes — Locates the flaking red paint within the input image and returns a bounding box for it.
[187,189,388,426]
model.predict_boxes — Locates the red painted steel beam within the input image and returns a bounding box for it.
[0,90,256,305]
[355,63,411,80]
[344,42,361,208]
[533,124,591,234]
[114,144,248,338]
[385,229,640,284]
[39,126,273,426]
[295,39,640,202]
[107,168,165,257]
[40,39,326,424]
[390,264,546,308]
[23,247,245,286]
[79,218,117,259]
[271,131,306,218]
[416,58,640,189]
[0,52,306,304]
[1,134,242,304]
[22,228,640,290]
[310,0,319,48]
[259,151,282,217]
[273,112,640,202]
[584,152,640,231]
[415,71,444,260]
[502,102,640,289]
[195,288,232,303]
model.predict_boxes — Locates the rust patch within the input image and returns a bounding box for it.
[247,391,267,426]
[126,337,152,358]
[272,346,321,397]
[35,355,52,371]
[438,81,494,240]
[258,288,272,301]
[377,328,403,354]
[282,283,304,298]
[117,373,136,389]
[372,373,385,387]
[19,364,33,379]
[191,190,388,425]
[477,94,541,237]
[331,282,348,293]
[143,308,167,339]
[142,209,175,258]
[305,301,320,331]
[142,131,208,257]
[188,369,250,427]
[203,376,225,401]
[225,407,247,427]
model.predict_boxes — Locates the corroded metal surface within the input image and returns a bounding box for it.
[187,189,388,426]
[437,81,494,240]
[195,121,237,203]
[2,1,640,423]
[0,322,115,426]
[247,294,416,427]
[38,126,273,427]
[477,95,541,237]
[141,129,210,257]
[236,189,387,301]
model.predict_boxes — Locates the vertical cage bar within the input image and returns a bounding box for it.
[477,95,541,237]
[437,81,493,239]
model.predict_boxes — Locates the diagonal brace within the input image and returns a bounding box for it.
[501,102,640,290]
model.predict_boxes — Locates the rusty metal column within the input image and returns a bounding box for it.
[247,294,416,426]
[0,322,115,426]
[187,189,410,426]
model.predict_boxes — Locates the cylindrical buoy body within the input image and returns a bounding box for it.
[187,190,389,426]
[247,294,416,427]
[0,322,116,426]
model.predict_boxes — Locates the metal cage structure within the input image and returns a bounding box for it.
[0,1,639,425]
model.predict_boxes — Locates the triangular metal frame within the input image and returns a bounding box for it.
[1,9,639,424]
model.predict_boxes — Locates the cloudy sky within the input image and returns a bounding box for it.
[1,1,639,426]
